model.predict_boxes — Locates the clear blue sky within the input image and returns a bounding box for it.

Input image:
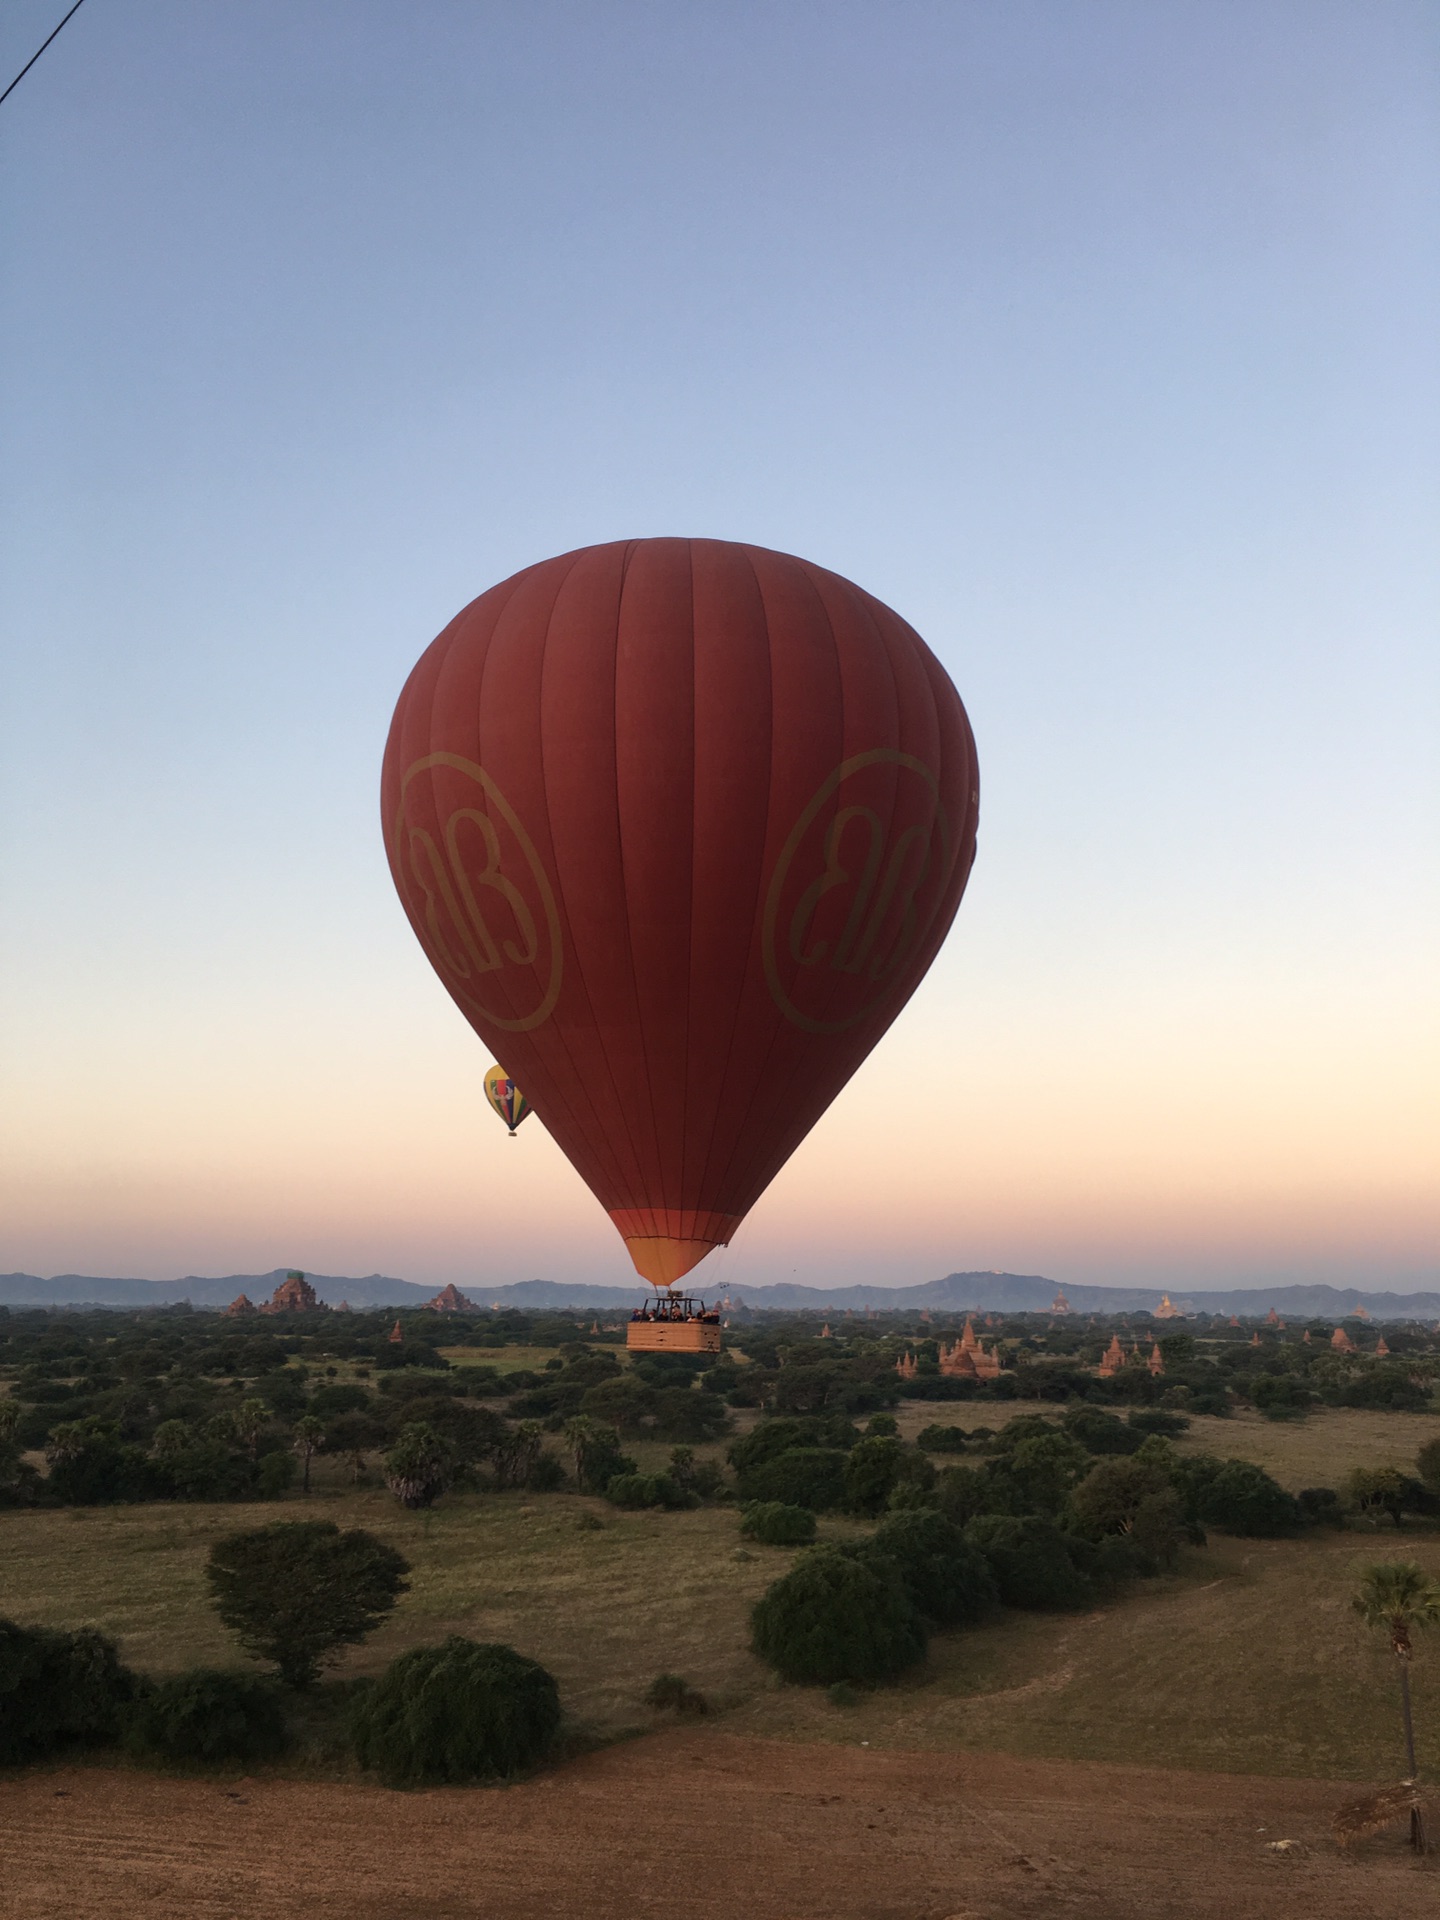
[1,1,1435,1294]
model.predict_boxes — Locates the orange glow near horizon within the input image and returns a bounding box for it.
[3,945,1433,1293]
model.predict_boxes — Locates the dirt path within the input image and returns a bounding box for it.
[0,1731,1432,1920]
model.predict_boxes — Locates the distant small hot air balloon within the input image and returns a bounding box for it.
[383,538,978,1306]
[484,1064,530,1136]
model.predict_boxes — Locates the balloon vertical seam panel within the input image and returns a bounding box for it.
[382,537,978,1285]
[536,541,659,1212]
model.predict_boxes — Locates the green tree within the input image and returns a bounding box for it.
[383,1422,453,1509]
[561,1415,633,1494]
[1061,1406,1142,1456]
[1352,1562,1440,1853]
[865,1509,998,1627]
[742,1446,849,1512]
[326,1408,386,1484]
[0,1619,140,1764]
[751,1544,925,1685]
[1347,1466,1409,1528]
[1069,1457,1185,1571]
[578,1375,658,1436]
[490,1419,544,1491]
[205,1520,410,1687]
[964,1515,1094,1610]
[234,1398,270,1461]
[843,1435,934,1516]
[1417,1437,1440,1497]
[992,1431,1090,1517]
[0,1399,37,1505]
[125,1668,287,1765]
[351,1638,560,1785]
[292,1415,325,1496]
[1250,1374,1315,1420]
[740,1501,817,1547]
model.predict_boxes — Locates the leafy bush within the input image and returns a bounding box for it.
[1068,1458,1185,1571]
[1066,1530,1153,1585]
[125,1668,288,1765]
[1126,1408,1190,1438]
[1337,1370,1432,1413]
[1250,1374,1316,1420]
[650,1386,731,1444]
[1297,1486,1343,1527]
[740,1447,849,1512]
[844,1436,935,1516]
[740,1501,817,1547]
[45,1423,165,1505]
[987,1431,1090,1517]
[964,1515,1095,1610]
[563,1418,636,1494]
[604,1471,695,1510]
[1417,1437,1440,1494]
[1061,1407,1142,1455]
[728,1416,858,1485]
[256,1450,297,1498]
[0,1619,139,1764]
[525,1450,567,1493]
[577,1375,658,1435]
[351,1638,560,1785]
[866,1510,998,1627]
[895,1373,979,1401]
[916,1424,969,1454]
[1180,1457,1301,1537]
[667,1447,726,1502]
[206,1521,411,1687]
[751,1545,925,1686]
[643,1672,709,1715]
[932,1463,1005,1527]
[307,1383,373,1420]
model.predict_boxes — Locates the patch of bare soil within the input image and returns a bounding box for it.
[0,1732,1433,1920]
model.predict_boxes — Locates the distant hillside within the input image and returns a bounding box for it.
[0,1271,433,1311]
[2,1267,1438,1321]
[723,1273,1440,1320]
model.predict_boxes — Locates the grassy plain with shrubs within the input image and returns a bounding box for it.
[4,1300,1440,1786]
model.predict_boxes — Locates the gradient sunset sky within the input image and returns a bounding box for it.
[1,2,1435,1295]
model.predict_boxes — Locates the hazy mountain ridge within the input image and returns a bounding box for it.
[2,1269,1438,1321]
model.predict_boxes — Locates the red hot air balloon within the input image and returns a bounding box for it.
[382,539,978,1291]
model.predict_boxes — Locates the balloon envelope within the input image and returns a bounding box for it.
[483,1064,531,1135]
[382,538,978,1286]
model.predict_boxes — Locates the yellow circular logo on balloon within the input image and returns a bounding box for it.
[762,749,952,1035]
[393,754,562,1033]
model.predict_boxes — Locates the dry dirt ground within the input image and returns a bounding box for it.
[1,1731,1433,1920]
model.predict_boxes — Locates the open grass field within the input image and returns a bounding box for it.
[4,1435,1439,1782]
[436,1344,585,1373]
[892,1399,1440,1492]
[6,1403,1440,1917]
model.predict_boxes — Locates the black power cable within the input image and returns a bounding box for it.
[0,0,90,110]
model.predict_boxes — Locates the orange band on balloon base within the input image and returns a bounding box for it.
[621,1237,720,1287]
[609,1209,740,1289]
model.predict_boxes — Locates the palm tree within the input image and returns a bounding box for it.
[1353,1560,1440,1852]
[292,1415,325,1495]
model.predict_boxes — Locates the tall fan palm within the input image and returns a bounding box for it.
[1353,1560,1440,1852]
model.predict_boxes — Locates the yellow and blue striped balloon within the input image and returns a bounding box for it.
[484,1064,531,1136]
